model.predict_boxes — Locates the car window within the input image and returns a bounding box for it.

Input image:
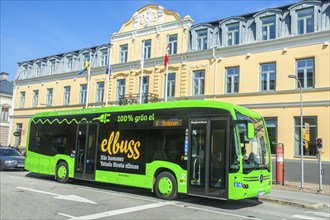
[0,149,21,156]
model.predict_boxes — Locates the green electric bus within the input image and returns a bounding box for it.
[25,100,272,200]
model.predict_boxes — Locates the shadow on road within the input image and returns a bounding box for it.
[25,172,263,211]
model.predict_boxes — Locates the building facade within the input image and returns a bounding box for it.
[0,72,13,146]
[12,0,330,183]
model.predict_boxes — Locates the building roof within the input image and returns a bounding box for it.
[0,80,13,95]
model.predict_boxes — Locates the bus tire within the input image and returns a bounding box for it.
[56,161,69,183]
[155,172,178,200]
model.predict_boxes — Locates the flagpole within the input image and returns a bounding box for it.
[165,63,168,102]
[85,52,91,108]
[164,42,169,102]
[105,47,111,106]
[139,43,145,104]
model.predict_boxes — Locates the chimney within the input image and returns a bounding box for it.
[0,72,9,80]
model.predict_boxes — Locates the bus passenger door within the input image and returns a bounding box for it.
[188,118,227,198]
[75,123,99,180]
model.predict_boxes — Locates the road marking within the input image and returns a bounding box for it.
[69,201,175,220]
[17,186,97,204]
[174,204,262,220]
[57,213,75,218]
[292,214,322,220]
[306,211,330,218]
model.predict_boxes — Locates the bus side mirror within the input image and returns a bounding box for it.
[247,123,255,139]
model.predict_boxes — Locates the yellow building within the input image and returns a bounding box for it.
[11,1,330,184]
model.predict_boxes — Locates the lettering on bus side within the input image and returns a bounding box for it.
[98,130,146,175]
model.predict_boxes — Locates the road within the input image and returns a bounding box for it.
[1,171,329,220]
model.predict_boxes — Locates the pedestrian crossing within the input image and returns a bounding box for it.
[292,211,330,220]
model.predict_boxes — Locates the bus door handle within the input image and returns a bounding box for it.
[193,158,200,181]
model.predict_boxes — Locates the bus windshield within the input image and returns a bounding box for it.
[236,112,270,174]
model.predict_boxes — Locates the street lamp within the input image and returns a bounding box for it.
[288,74,304,190]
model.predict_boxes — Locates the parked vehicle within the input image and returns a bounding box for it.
[0,148,25,170]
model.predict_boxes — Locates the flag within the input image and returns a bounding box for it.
[78,60,90,75]
[164,44,169,68]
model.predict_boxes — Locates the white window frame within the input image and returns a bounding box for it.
[120,44,128,63]
[63,86,71,105]
[225,67,239,94]
[261,15,276,40]
[143,40,151,59]
[66,56,73,72]
[32,90,39,107]
[297,7,314,35]
[80,84,87,104]
[260,63,276,91]
[116,79,125,101]
[165,73,176,97]
[49,59,56,75]
[227,23,240,46]
[46,88,53,106]
[168,34,178,55]
[100,49,108,66]
[19,92,25,108]
[96,82,104,103]
[35,62,42,77]
[296,58,314,88]
[192,70,205,96]
[196,29,208,51]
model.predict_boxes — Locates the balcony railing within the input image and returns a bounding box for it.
[118,93,159,105]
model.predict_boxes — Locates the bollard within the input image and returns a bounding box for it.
[276,144,284,185]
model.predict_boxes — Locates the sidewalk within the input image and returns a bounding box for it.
[259,181,330,209]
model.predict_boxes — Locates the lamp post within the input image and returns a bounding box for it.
[288,74,304,189]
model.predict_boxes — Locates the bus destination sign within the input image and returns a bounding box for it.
[154,118,182,127]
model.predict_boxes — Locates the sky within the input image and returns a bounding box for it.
[0,0,299,81]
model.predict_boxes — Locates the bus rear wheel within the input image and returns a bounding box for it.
[56,162,69,183]
[155,172,178,200]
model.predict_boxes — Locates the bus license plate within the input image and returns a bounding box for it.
[257,191,265,197]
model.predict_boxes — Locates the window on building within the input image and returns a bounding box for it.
[296,58,314,88]
[227,23,239,46]
[49,59,56,75]
[261,15,276,40]
[1,107,9,121]
[168,34,178,55]
[63,86,70,105]
[297,7,314,35]
[96,82,104,103]
[21,65,28,79]
[32,90,39,107]
[66,56,73,72]
[192,70,205,96]
[196,29,208,51]
[19,92,25,108]
[165,73,176,97]
[117,79,125,101]
[143,40,151,59]
[265,118,278,155]
[46,88,53,106]
[15,123,22,146]
[294,116,317,156]
[260,63,276,91]
[36,62,42,77]
[120,44,128,63]
[226,67,239,93]
[100,49,108,66]
[139,76,149,95]
[80,84,87,104]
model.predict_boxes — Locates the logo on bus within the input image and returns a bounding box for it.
[100,131,141,160]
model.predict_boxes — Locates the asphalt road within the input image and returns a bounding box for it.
[1,171,329,220]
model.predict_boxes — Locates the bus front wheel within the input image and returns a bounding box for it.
[155,172,178,200]
[56,162,69,183]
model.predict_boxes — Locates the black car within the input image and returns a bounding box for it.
[0,148,25,170]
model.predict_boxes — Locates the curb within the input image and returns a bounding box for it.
[258,196,325,210]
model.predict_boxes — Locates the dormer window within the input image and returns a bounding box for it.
[261,16,276,40]
[297,7,314,34]
[21,65,29,79]
[36,62,42,77]
[227,23,239,46]
[49,59,56,74]
[66,56,73,72]
[100,49,108,66]
[196,29,208,50]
